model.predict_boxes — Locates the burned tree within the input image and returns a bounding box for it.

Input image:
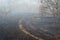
[39,0,59,17]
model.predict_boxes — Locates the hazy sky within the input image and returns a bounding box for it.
[0,0,41,13]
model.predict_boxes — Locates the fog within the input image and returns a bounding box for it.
[0,0,41,40]
[0,0,40,14]
[0,0,41,24]
[0,0,60,40]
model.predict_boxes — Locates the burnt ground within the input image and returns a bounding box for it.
[0,13,36,40]
[0,13,60,40]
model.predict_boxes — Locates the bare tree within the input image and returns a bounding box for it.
[39,0,58,17]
